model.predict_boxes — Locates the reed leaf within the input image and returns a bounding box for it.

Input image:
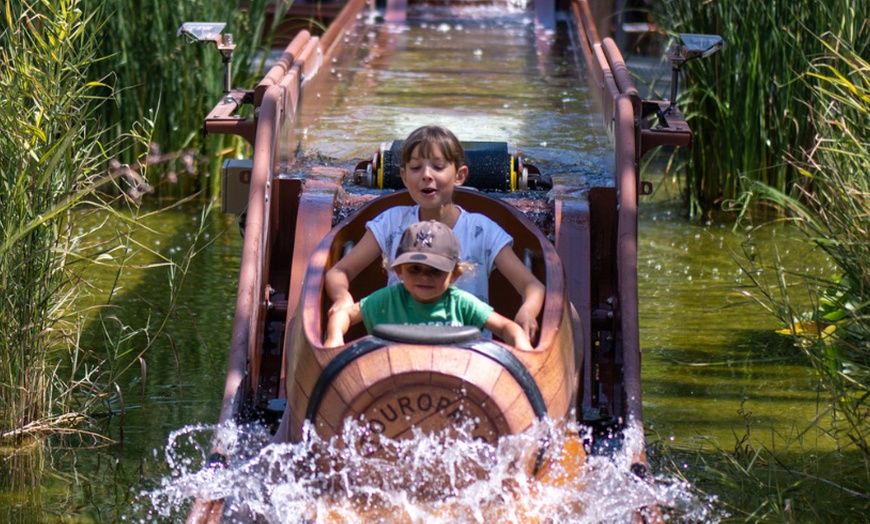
[654,0,867,218]
[0,0,223,444]
[1,0,119,439]
[732,28,870,468]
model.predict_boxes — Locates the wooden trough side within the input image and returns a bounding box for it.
[200,0,370,444]
[186,2,371,522]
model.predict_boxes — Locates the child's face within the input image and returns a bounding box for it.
[395,263,456,303]
[400,144,468,209]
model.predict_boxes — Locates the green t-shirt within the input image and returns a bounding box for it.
[360,284,494,333]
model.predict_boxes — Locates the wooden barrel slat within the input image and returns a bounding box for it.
[349,371,395,406]
[317,385,349,434]
[288,378,311,436]
[290,327,323,393]
[393,370,433,388]
[463,354,506,399]
[501,388,537,432]
[543,306,578,416]
[328,355,371,405]
[545,369,572,418]
[388,344,434,374]
[491,370,527,408]
[346,386,377,416]
[356,349,393,389]
[430,347,473,379]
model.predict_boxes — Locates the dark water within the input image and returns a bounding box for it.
[0,6,842,523]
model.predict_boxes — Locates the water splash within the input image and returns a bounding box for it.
[135,417,721,523]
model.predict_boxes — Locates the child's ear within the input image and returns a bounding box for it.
[449,266,463,283]
[454,165,468,186]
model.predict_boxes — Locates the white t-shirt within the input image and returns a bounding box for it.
[367,205,513,303]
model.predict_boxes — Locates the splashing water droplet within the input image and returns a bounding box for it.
[136,418,720,522]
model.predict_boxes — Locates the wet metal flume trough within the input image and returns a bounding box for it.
[179,1,720,521]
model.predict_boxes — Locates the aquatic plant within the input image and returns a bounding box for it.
[731,28,870,479]
[0,0,123,440]
[653,0,866,219]
[647,1,870,513]
[0,0,223,446]
[648,401,870,521]
[84,0,292,198]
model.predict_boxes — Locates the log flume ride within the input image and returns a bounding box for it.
[185,1,695,521]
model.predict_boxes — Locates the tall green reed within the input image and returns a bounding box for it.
[0,0,228,444]
[85,0,291,199]
[733,30,870,468]
[650,1,870,512]
[653,0,864,219]
[0,0,133,439]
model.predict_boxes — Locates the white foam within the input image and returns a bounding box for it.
[138,417,721,523]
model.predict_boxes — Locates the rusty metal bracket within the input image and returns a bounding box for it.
[639,100,692,156]
[638,33,723,157]
[204,89,257,145]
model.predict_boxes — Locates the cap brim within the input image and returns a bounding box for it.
[391,252,456,272]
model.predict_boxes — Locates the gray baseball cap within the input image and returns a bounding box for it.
[391,220,461,273]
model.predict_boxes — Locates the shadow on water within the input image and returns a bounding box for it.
[637,196,832,442]
[637,177,870,520]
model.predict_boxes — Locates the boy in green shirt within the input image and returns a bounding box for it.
[324,220,533,351]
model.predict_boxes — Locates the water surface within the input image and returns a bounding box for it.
[0,5,843,522]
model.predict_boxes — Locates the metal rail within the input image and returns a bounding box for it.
[568,4,692,521]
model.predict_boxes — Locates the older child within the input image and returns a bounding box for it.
[324,221,532,351]
[325,125,545,340]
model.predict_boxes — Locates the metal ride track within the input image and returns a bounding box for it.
[189,0,693,521]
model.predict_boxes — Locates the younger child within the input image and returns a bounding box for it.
[324,221,533,351]
[325,125,545,340]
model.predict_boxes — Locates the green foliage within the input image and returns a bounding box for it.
[0,0,227,445]
[649,402,870,521]
[732,30,870,467]
[0,0,289,447]
[654,0,868,218]
[83,0,291,198]
[654,1,870,510]
[0,0,130,439]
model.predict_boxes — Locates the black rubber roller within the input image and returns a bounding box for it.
[376,140,518,191]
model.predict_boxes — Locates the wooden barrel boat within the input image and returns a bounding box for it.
[186,0,698,520]
[280,188,581,454]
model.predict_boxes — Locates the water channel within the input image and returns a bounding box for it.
[1,5,844,522]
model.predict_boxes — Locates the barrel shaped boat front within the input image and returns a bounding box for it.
[281,189,581,454]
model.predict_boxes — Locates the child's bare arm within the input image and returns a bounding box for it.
[484,311,534,351]
[493,246,545,341]
[324,302,363,348]
[325,231,382,315]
